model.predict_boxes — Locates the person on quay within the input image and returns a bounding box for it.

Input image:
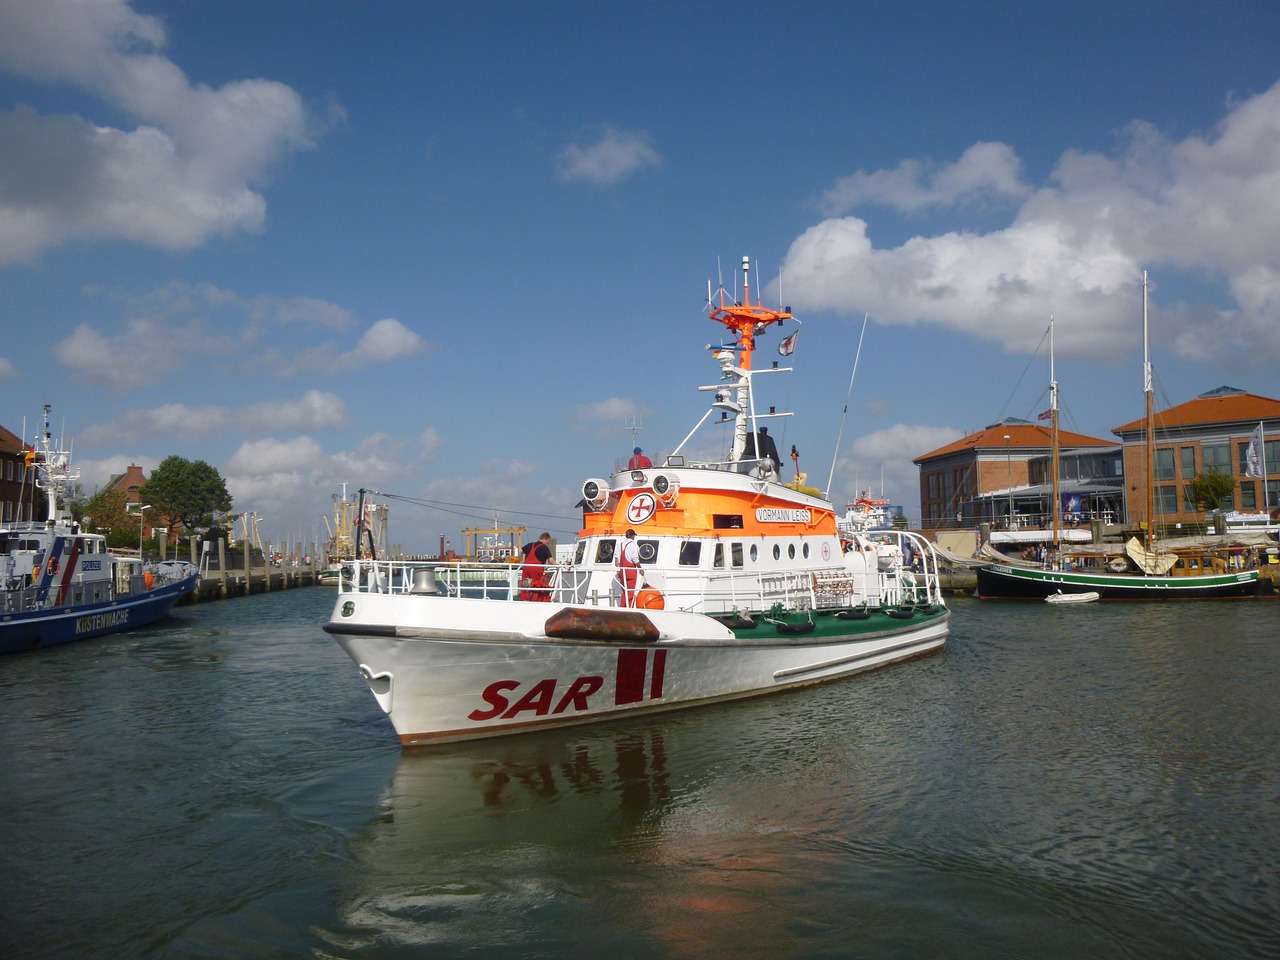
[628,446,653,469]
[520,532,554,601]
[616,528,642,607]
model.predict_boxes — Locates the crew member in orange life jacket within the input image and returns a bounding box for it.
[628,446,652,469]
[616,528,641,606]
[520,532,554,601]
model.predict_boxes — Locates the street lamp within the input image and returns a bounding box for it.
[128,503,151,558]
[1003,435,1013,528]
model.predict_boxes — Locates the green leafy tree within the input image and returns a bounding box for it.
[141,456,233,542]
[1184,468,1236,512]
[79,486,139,549]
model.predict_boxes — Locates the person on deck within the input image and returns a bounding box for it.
[520,532,554,601]
[628,447,652,469]
[616,528,641,606]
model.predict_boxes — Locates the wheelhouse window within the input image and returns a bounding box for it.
[637,540,658,563]
[678,541,701,566]
[713,543,724,568]
[712,515,743,529]
[730,543,744,568]
[594,539,615,563]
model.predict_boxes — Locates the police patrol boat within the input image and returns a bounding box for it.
[1,407,199,655]
[325,259,950,744]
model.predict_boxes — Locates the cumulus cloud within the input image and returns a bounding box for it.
[556,124,661,185]
[822,142,1032,215]
[781,80,1280,367]
[77,390,349,445]
[335,318,426,368]
[833,423,961,507]
[0,0,318,265]
[0,356,16,379]
[52,317,223,391]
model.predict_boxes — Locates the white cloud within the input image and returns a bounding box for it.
[556,124,661,185]
[782,80,1280,366]
[77,391,349,445]
[822,141,1031,215]
[52,318,215,391]
[228,435,326,475]
[0,0,317,265]
[336,318,426,367]
[833,423,961,508]
[0,356,16,379]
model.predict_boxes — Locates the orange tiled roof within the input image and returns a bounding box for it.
[1112,388,1280,433]
[916,421,1114,463]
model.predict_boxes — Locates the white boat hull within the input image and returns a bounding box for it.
[327,594,948,744]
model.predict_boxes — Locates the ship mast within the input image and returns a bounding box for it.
[706,256,792,462]
[1143,272,1156,551]
[1050,316,1060,547]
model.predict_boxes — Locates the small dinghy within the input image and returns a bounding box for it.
[1045,590,1100,605]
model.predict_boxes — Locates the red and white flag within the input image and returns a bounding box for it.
[778,331,798,356]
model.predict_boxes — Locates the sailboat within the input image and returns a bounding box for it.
[976,278,1263,601]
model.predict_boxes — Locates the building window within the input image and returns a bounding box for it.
[1203,443,1231,475]
[1153,448,1175,481]
[1154,485,1178,515]
[1180,447,1196,479]
[1241,481,1256,510]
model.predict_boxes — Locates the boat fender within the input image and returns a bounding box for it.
[544,607,660,643]
[635,586,665,610]
[766,617,816,635]
[835,608,871,620]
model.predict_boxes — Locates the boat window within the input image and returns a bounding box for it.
[1188,557,1200,569]
[638,540,658,563]
[802,543,810,559]
[749,544,758,562]
[788,544,796,559]
[772,544,781,560]
[730,543,744,568]
[678,541,701,566]
[595,539,616,563]
[574,541,586,564]
[712,515,743,529]
[713,543,724,568]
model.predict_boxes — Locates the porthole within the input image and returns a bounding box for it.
[773,545,781,560]
[788,544,796,559]
[749,544,758,562]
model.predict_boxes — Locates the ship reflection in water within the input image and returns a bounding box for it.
[327,705,878,959]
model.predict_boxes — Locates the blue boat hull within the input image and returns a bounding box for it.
[0,576,198,655]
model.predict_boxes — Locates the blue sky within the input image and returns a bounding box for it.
[2,0,1279,553]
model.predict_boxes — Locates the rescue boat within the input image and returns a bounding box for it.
[325,258,950,744]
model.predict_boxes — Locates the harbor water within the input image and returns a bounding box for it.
[1,588,1276,959]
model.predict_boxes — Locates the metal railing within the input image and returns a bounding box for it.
[340,530,946,613]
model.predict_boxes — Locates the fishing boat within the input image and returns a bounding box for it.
[319,485,387,585]
[1,406,199,655]
[325,258,950,745]
[976,278,1263,601]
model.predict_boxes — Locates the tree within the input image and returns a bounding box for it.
[80,485,137,549]
[141,456,233,542]
[1184,468,1236,512]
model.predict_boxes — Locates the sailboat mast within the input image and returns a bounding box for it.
[1050,316,1060,547]
[1143,272,1155,551]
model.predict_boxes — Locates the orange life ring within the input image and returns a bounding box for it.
[47,557,59,576]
